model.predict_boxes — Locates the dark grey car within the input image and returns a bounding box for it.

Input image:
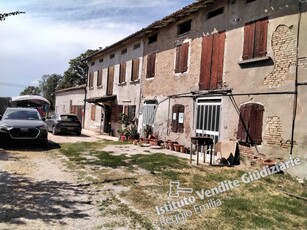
[0,107,48,147]
[46,114,82,135]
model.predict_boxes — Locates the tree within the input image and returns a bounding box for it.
[39,74,62,111]
[58,49,98,89]
[0,11,25,21]
[20,86,41,96]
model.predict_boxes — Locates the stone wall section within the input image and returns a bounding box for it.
[264,25,297,88]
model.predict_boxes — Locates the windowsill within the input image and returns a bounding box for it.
[129,79,140,84]
[118,82,127,86]
[238,56,271,65]
[175,71,188,77]
[89,87,94,90]
[97,85,103,89]
[146,77,155,81]
[177,31,191,38]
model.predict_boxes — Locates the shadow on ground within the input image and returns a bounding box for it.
[1,141,61,152]
[0,171,91,225]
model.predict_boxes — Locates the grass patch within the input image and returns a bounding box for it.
[91,151,128,168]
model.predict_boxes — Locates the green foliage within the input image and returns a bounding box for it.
[39,74,62,110]
[58,49,98,89]
[20,86,41,96]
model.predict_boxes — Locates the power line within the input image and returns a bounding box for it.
[0,82,36,88]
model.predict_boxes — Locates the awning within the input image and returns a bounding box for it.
[86,95,117,103]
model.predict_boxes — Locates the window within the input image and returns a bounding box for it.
[121,48,127,54]
[148,34,157,44]
[99,58,104,63]
[175,42,189,74]
[133,43,141,49]
[246,0,256,3]
[91,105,96,121]
[207,7,224,19]
[119,62,126,83]
[199,32,225,90]
[88,72,94,88]
[243,17,268,60]
[146,53,156,78]
[124,105,136,122]
[177,20,191,36]
[131,59,140,81]
[237,103,264,145]
[91,62,95,66]
[110,54,115,59]
[107,66,114,95]
[172,104,184,133]
[97,70,102,87]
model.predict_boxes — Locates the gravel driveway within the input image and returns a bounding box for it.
[0,131,112,230]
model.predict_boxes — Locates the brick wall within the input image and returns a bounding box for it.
[264,25,297,88]
[263,116,283,145]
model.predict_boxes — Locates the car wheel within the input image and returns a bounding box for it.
[52,126,58,135]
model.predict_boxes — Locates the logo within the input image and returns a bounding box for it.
[169,181,193,198]
[20,128,29,132]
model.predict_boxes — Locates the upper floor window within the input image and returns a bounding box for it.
[243,17,268,60]
[88,72,94,88]
[110,53,115,59]
[119,63,126,83]
[121,48,127,54]
[148,34,158,44]
[207,7,224,19]
[131,59,140,81]
[246,0,256,3]
[91,61,95,66]
[237,103,264,145]
[177,20,191,36]
[146,53,156,79]
[175,42,189,74]
[133,43,141,49]
[99,58,104,63]
[97,70,102,87]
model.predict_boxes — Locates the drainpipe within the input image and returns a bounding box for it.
[290,1,302,155]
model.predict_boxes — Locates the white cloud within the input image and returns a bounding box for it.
[0,0,194,96]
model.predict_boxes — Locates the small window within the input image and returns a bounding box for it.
[91,62,95,66]
[124,105,136,122]
[207,7,224,19]
[148,34,158,44]
[133,43,141,49]
[110,54,115,59]
[172,104,184,133]
[177,20,191,36]
[246,0,256,3]
[99,58,104,63]
[121,48,127,54]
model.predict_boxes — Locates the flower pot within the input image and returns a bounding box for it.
[174,144,182,152]
[180,146,186,153]
[169,143,174,151]
[120,135,126,142]
[149,139,158,146]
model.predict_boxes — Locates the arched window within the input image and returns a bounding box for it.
[237,103,264,145]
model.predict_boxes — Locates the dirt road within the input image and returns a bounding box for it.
[0,143,104,230]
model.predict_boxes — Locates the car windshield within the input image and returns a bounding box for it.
[60,115,79,122]
[4,110,41,120]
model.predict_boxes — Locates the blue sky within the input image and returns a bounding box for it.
[0,0,194,97]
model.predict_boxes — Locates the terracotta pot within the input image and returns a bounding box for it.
[169,143,174,151]
[174,144,182,152]
[180,146,186,153]
[149,139,158,146]
[120,135,126,142]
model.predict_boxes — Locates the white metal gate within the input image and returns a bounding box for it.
[195,98,222,144]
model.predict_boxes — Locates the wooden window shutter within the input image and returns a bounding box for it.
[172,104,179,132]
[249,104,264,145]
[211,32,225,89]
[107,66,114,95]
[88,72,94,88]
[243,22,255,60]
[119,63,126,83]
[146,53,156,78]
[237,104,250,143]
[254,18,268,58]
[181,43,189,73]
[111,104,123,122]
[91,105,96,121]
[131,59,139,81]
[97,70,102,86]
[199,35,213,90]
[175,46,181,73]
[177,105,185,133]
